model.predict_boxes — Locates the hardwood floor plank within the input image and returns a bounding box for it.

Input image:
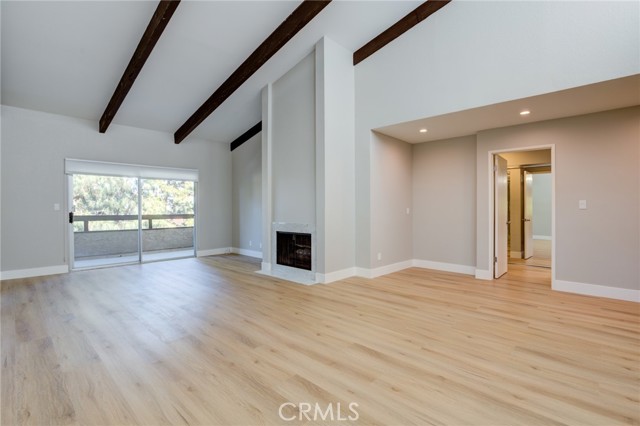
[2,255,638,425]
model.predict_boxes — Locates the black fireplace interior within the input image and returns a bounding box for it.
[276,232,312,271]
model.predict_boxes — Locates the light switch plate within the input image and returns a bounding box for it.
[53,203,60,211]
[579,200,587,210]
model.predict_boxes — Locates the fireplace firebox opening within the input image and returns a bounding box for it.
[276,231,312,271]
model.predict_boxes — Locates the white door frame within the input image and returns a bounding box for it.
[67,174,197,270]
[494,154,509,278]
[486,144,555,285]
[67,175,75,270]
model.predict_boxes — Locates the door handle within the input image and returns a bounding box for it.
[69,212,74,224]
[523,218,531,222]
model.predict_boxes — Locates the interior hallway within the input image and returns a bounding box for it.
[509,239,552,269]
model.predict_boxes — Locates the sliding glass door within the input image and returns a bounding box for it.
[141,179,195,262]
[69,173,196,270]
[71,174,140,269]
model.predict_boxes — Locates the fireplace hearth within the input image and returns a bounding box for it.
[276,231,312,271]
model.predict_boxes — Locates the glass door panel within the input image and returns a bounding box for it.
[71,174,140,269]
[141,179,195,262]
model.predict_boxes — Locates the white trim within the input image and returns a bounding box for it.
[1,264,69,280]
[356,260,477,280]
[486,144,556,284]
[231,248,262,258]
[261,262,272,272]
[257,268,316,285]
[196,248,231,257]
[65,158,199,181]
[355,267,373,279]
[316,267,356,284]
[533,235,552,240]
[356,260,413,279]
[475,269,493,280]
[553,280,640,302]
[510,251,522,258]
[413,259,475,276]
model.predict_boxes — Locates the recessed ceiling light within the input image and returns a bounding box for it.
[419,128,428,133]
[520,110,531,116]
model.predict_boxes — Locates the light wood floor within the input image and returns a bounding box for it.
[509,239,552,268]
[2,255,639,425]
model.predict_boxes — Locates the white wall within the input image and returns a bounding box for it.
[356,1,638,128]
[271,52,316,225]
[370,132,412,269]
[232,133,262,253]
[412,136,476,269]
[532,173,552,238]
[0,105,231,274]
[355,0,638,269]
[476,107,640,291]
[315,37,355,277]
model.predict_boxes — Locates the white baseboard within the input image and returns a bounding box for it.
[553,279,639,302]
[355,260,413,279]
[533,235,552,240]
[354,267,373,279]
[357,259,477,280]
[475,269,493,280]
[370,260,413,279]
[412,259,475,276]
[1,264,69,280]
[510,251,522,258]
[261,262,271,272]
[197,248,231,257]
[231,247,262,259]
[316,267,356,284]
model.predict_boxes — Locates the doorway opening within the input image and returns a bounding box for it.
[493,147,554,281]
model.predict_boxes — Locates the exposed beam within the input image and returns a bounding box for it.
[99,0,181,133]
[353,0,450,66]
[174,0,331,144]
[230,122,262,152]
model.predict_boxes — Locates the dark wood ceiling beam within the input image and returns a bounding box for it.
[353,0,450,66]
[99,0,181,133]
[174,0,331,144]
[230,122,262,152]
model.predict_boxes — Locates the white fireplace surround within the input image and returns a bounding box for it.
[267,222,316,285]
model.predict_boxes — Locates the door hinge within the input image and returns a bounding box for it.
[494,256,498,263]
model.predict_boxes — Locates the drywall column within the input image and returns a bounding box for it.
[231,133,262,256]
[261,84,273,271]
[315,37,356,282]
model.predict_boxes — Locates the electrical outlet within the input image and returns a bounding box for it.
[259,243,262,249]
[406,207,410,215]
[249,240,252,247]
[53,203,60,211]
[377,252,382,261]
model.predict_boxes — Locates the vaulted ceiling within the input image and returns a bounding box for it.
[1,0,428,144]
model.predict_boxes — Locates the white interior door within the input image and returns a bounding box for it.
[494,155,508,278]
[523,171,533,259]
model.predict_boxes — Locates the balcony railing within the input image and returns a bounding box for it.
[73,214,194,232]
[73,214,194,258]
